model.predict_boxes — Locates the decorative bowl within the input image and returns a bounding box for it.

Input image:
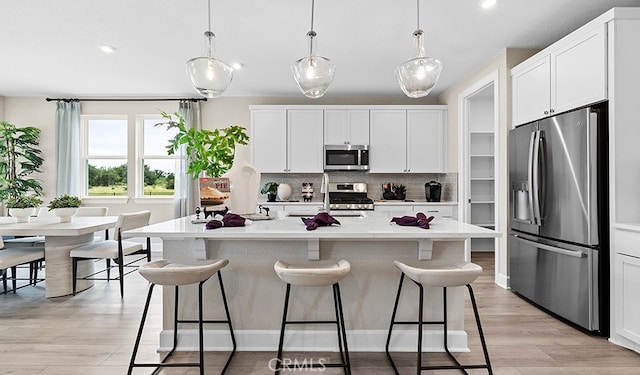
[52,207,78,223]
[9,207,37,223]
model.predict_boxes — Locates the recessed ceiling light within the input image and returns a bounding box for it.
[481,0,497,8]
[99,45,116,54]
[230,62,244,71]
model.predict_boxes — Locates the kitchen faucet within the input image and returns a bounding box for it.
[321,172,330,212]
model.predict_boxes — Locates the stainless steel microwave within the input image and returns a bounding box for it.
[324,145,369,171]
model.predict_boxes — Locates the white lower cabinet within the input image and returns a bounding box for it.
[614,252,640,345]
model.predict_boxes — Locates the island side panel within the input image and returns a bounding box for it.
[160,237,469,352]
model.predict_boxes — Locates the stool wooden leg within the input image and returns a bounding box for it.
[417,282,424,375]
[441,287,467,373]
[334,283,351,375]
[385,273,405,375]
[127,283,155,375]
[275,283,291,375]
[198,280,205,375]
[217,271,237,374]
[467,284,493,375]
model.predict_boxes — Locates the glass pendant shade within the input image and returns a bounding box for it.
[186,2,233,99]
[292,53,336,99]
[186,55,233,99]
[396,30,442,98]
[292,0,335,99]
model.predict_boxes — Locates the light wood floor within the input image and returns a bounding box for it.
[1,253,639,374]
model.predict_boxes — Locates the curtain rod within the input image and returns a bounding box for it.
[45,97,207,103]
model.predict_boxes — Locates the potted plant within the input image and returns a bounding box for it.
[48,194,82,223]
[156,112,249,179]
[260,182,279,202]
[6,195,42,223]
[0,122,44,209]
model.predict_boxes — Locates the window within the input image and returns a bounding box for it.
[140,117,178,197]
[81,115,178,198]
[83,116,128,197]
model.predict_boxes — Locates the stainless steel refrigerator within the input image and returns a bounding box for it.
[509,104,608,334]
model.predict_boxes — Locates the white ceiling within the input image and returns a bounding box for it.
[1,0,639,99]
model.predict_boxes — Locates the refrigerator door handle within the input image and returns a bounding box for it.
[531,130,543,225]
[538,130,547,222]
[513,235,587,258]
[527,131,537,225]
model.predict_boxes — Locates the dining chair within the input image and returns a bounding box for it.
[70,210,152,298]
[0,238,44,294]
[77,206,110,240]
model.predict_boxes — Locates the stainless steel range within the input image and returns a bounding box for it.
[328,182,374,210]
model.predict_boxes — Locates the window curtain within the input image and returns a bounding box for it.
[174,100,202,218]
[55,100,81,196]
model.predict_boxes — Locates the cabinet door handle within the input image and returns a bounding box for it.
[544,110,549,115]
[549,108,555,113]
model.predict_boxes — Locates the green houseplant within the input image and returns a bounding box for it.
[156,112,249,178]
[6,194,43,223]
[48,194,82,223]
[0,121,44,203]
[260,182,279,202]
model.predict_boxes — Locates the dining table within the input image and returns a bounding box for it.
[0,216,118,297]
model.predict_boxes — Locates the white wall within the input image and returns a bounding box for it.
[1,95,440,222]
[438,48,539,286]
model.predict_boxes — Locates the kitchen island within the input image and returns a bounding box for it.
[123,214,499,352]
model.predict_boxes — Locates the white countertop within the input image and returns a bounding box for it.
[123,215,497,241]
[257,200,458,206]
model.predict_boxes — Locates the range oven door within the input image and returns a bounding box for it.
[509,232,599,332]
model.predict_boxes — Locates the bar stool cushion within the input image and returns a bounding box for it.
[138,259,229,286]
[274,259,350,287]
[394,261,483,287]
[0,248,45,269]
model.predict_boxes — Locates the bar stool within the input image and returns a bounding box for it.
[127,259,236,375]
[273,259,352,375]
[385,261,493,374]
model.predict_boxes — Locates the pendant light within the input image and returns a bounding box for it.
[292,0,335,98]
[396,0,442,98]
[186,0,233,98]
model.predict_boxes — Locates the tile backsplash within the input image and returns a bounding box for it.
[258,172,457,202]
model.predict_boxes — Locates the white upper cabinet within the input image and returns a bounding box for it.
[324,110,370,145]
[407,110,446,173]
[370,108,446,173]
[251,108,323,173]
[512,24,607,127]
[369,110,407,173]
[512,56,552,126]
[287,110,324,173]
[251,109,287,173]
[552,24,607,113]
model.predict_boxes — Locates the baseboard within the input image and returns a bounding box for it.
[158,329,469,353]
[495,272,510,289]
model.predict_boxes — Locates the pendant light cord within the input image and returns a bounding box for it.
[207,0,212,32]
[310,0,315,33]
[307,0,317,56]
[416,0,420,30]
